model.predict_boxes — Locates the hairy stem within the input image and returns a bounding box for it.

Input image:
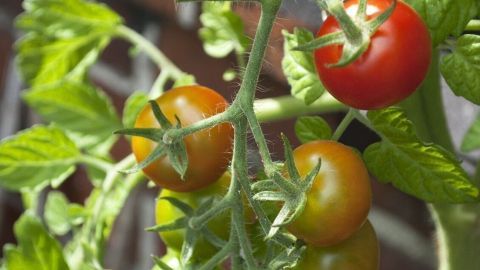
[235,0,282,176]
[231,120,257,269]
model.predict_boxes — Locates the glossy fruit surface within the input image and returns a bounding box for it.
[293,221,379,270]
[315,0,432,109]
[132,85,233,192]
[288,140,372,246]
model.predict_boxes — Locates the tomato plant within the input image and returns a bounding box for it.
[287,140,372,246]
[2,0,480,269]
[314,0,432,109]
[293,221,379,270]
[132,85,234,192]
[155,172,231,260]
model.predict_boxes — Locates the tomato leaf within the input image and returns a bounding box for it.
[45,191,86,236]
[0,125,79,191]
[282,28,326,105]
[15,0,122,86]
[441,35,480,105]
[461,112,480,152]
[364,108,480,203]
[405,0,479,45]
[122,91,149,128]
[23,80,121,151]
[3,213,69,270]
[295,116,332,143]
[199,2,250,58]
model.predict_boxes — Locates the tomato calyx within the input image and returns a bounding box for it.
[148,196,227,264]
[295,0,397,67]
[115,100,189,178]
[252,134,321,239]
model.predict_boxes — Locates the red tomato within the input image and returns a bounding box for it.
[293,221,379,270]
[132,85,233,192]
[288,140,372,246]
[315,0,432,109]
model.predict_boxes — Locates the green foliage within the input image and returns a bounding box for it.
[0,125,79,191]
[45,191,86,236]
[441,35,480,105]
[64,172,140,270]
[199,2,250,58]
[3,213,69,270]
[461,112,480,152]
[15,0,122,86]
[295,116,332,143]
[405,0,479,46]
[364,108,479,203]
[23,80,121,150]
[282,28,326,105]
[122,91,149,128]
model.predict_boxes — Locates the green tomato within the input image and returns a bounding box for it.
[155,173,231,261]
[293,221,379,270]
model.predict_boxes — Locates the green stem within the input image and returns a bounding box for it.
[331,108,355,141]
[150,71,170,98]
[231,120,257,269]
[234,0,282,176]
[199,241,234,270]
[163,108,236,143]
[115,25,184,80]
[235,51,247,72]
[400,50,480,270]
[78,155,114,172]
[317,0,363,44]
[254,94,346,123]
[399,51,454,150]
[189,196,232,229]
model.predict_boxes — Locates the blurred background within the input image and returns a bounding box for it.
[0,0,478,269]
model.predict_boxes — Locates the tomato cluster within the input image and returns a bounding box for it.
[130,84,377,268]
[287,141,377,269]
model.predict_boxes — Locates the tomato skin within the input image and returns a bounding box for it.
[293,221,379,270]
[315,0,432,109]
[288,140,372,247]
[155,173,231,259]
[132,85,233,192]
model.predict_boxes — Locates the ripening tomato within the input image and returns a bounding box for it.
[293,221,379,270]
[288,140,372,246]
[132,85,233,192]
[315,0,432,109]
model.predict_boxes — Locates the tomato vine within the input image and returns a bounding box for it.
[1,0,480,270]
